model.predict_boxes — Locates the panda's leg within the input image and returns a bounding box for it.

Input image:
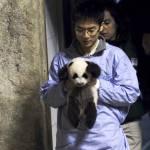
[84,101,97,129]
[91,87,98,106]
[67,96,80,128]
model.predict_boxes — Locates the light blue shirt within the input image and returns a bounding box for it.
[41,39,140,150]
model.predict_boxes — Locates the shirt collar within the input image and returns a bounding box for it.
[65,37,106,58]
[84,39,99,57]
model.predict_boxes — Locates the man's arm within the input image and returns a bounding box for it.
[40,54,67,108]
[99,55,140,107]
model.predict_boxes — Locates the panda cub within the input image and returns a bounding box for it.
[59,57,101,129]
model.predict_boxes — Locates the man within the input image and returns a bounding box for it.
[41,0,140,149]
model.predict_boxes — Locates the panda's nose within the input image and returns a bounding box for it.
[76,82,84,87]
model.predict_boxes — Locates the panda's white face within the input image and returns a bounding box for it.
[68,58,91,87]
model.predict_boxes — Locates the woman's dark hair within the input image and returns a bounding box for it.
[72,0,104,25]
[102,0,129,41]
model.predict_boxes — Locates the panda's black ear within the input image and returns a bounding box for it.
[86,61,101,78]
[58,65,68,81]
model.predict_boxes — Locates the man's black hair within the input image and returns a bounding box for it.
[72,0,104,25]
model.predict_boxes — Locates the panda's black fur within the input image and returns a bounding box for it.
[58,57,101,129]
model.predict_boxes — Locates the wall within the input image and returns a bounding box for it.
[45,0,64,149]
[0,0,51,150]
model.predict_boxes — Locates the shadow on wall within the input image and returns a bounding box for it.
[45,0,64,49]
[0,75,52,150]
[5,85,44,150]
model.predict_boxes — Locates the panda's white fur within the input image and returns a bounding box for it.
[67,58,99,106]
[68,58,90,87]
[58,57,101,129]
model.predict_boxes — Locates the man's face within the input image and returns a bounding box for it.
[100,10,117,41]
[74,19,101,52]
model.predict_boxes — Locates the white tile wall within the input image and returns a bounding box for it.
[45,0,64,149]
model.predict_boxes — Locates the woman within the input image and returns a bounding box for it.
[100,1,145,150]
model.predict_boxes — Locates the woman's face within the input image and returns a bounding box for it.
[100,10,117,41]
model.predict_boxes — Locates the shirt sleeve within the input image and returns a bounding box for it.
[40,54,67,108]
[99,55,140,107]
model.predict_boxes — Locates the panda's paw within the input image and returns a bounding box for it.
[70,118,79,128]
[94,79,100,89]
[84,101,97,129]
[67,100,80,128]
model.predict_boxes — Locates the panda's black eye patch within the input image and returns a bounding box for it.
[68,62,73,67]
[72,73,78,79]
[82,73,88,79]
